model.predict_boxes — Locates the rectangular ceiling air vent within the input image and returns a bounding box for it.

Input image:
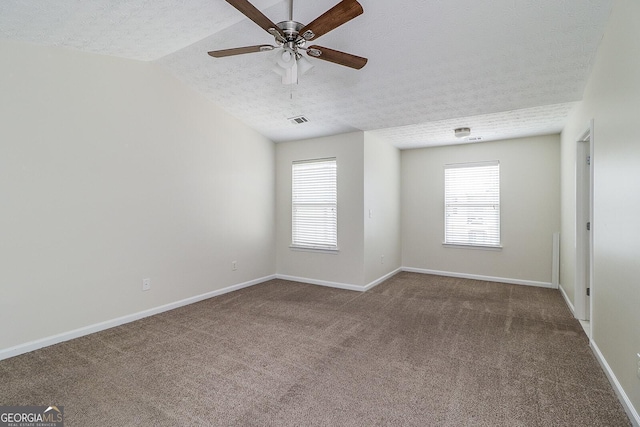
[288,115,309,125]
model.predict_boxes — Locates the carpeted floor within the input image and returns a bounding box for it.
[0,272,631,426]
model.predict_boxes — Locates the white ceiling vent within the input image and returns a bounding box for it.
[288,115,309,125]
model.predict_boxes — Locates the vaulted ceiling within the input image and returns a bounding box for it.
[0,0,612,148]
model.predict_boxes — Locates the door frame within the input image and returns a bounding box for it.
[575,120,594,324]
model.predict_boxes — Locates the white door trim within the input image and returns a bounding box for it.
[575,120,594,326]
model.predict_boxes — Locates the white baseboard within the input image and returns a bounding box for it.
[276,268,402,293]
[591,341,640,426]
[0,269,399,360]
[276,274,365,291]
[558,283,575,315]
[0,274,275,361]
[364,268,402,291]
[401,267,555,289]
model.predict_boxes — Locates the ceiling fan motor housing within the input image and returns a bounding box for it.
[275,21,307,49]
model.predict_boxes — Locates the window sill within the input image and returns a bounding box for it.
[442,243,503,251]
[289,245,339,254]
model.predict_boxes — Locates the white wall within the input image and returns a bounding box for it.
[560,0,640,417]
[276,132,365,287]
[275,131,402,288]
[364,132,401,284]
[0,40,275,352]
[402,135,560,285]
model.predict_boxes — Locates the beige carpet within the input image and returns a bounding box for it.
[0,272,631,426]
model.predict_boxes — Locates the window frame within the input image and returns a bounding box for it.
[443,160,502,250]
[290,157,338,252]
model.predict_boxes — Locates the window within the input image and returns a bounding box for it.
[444,161,500,248]
[291,158,337,250]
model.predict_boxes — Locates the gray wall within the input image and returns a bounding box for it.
[275,132,402,288]
[364,132,402,284]
[0,40,276,352]
[401,135,561,285]
[275,132,366,286]
[560,0,640,416]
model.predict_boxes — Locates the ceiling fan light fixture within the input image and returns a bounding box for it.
[283,63,298,85]
[277,49,296,69]
[297,55,314,75]
[272,60,298,85]
[454,127,471,138]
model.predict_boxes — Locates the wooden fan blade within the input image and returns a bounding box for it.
[225,0,283,36]
[299,0,363,41]
[208,45,274,58]
[307,45,367,69]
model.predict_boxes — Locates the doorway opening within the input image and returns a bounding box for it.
[575,120,594,337]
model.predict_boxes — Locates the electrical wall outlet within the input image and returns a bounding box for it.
[232,261,237,271]
[142,278,151,291]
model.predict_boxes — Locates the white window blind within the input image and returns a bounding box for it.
[292,158,337,250]
[444,161,500,247]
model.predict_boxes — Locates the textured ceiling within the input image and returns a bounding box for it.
[0,0,613,148]
[0,0,281,60]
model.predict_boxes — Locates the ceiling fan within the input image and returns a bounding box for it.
[208,0,367,84]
